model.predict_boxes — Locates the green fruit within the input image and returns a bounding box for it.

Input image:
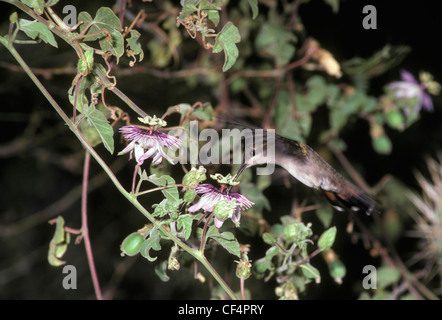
[121,232,144,256]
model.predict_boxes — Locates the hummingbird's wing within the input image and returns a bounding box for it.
[245,132,381,215]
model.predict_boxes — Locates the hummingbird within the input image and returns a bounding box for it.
[232,128,381,215]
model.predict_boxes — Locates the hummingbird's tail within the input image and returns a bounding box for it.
[323,189,381,215]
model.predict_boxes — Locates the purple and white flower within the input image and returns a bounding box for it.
[118,125,181,165]
[188,184,254,228]
[389,70,434,112]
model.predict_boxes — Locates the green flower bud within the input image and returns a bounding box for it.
[283,222,312,244]
[386,109,404,130]
[329,259,346,284]
[236,259,252,280]
[121,232,144,256]
[183,166,207,186]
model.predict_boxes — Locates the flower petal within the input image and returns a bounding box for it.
[231,207,242,226]
[400,70,419,85]
[214,217,225,228]
[119,125,182,165]
[229,192,254,209]
[421,92,434,112]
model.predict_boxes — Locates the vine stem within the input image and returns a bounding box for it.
[81,151,103,300]
[240,277,246,300]
[0,27,238,300]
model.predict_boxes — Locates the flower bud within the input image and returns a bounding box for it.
[183,166,207,187]
[236,259,252,280]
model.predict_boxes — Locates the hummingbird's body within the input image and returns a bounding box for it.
[239,131,380,215]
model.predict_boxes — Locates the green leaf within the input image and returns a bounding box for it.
[300,263,321,282]
[304,75,328,110]
[205,224,219,238]
[212,22,241,72]
[208,231,241,258]
[199,0,221,26]
[191,103,214,121]
[265,246,280,262]
[254,257,273,276]
[255,22,296,66]
[147,174,180,205]
[155,261,170,282]
[68,74,91,113]
[80,104,115,154]
[78,8,124,60]
[198,0,222,10]
[315,205,333,228]
[20,0,44,14]
[318,227,337,251]
[46,0,59,6]
[324,0,340,13]
[275,90,309,142]
[248,0,259,19]
[17,19,58,48]
[9,12,18,24]
[150,160,172,177]
[77,48,94,75]
[180,0,198,18]
[126,29,144,62]
[166,103,191,124]
[78,114,103,147]
[48,216,70,266]
[152,199,169,218]
[177,214,193,240]
[329,108,349,133]
[262,232,275,245]
[377,266,400,290]
[140,228,162,262]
